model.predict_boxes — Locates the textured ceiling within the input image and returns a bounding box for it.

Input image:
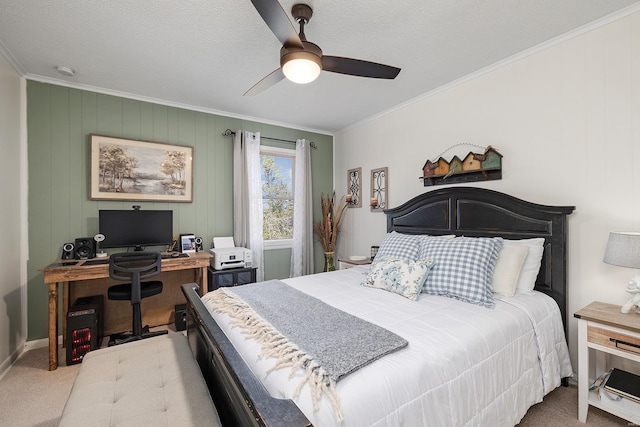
[1,0,639,133]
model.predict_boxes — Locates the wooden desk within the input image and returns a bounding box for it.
[41,252,211,370]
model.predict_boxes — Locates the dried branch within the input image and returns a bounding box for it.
[313,192,348,253]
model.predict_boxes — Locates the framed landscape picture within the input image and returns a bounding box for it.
[90,134,193,202]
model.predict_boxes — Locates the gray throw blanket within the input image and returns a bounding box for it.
[202,280,408,421]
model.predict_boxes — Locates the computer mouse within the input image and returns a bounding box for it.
[171,252,180,258]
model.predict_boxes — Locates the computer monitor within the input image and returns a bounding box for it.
[99,209,173,251]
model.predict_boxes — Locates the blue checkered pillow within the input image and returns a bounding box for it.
[373,232,421,265]
[420,237,503,308]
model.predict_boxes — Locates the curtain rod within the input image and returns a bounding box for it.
[222,129,317,149]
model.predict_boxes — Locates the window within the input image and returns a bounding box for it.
[261,147,295,249]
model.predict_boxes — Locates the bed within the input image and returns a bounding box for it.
[181,186,575,427]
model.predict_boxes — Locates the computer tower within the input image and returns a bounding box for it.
[66,295,104,365]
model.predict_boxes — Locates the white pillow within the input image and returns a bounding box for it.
[491,243,529,297]
[505,238,545,294]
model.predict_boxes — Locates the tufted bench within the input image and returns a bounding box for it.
[59,332,222,427]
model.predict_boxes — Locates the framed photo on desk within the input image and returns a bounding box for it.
[180,234,196,253]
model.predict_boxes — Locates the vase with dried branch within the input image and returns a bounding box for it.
[313,192,348,272]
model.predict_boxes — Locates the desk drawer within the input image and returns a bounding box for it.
[588,326,640,355]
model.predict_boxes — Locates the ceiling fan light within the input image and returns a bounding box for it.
[281,52,321,84]
[283,59,321,84]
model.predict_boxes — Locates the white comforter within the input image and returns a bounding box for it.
[203,266,572,427]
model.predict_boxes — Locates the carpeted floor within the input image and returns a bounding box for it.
[0,344,632,426]
[517,383,629,427]
[0,345,80,427]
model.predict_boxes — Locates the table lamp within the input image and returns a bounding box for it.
[603,231,640,314]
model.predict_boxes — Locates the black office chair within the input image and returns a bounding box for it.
[107,252,168,346]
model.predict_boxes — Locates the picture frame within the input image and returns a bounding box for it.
[346,167,362,208]
[90,134,193,202]
[180,234,196,253]
[371,167,388,212]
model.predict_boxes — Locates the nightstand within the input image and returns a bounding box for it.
[574,301,640,424]
[338,258,372,270]
[207,266,257,290]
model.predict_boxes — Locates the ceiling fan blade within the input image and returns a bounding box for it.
[322,56,401,79]
[244,68,285,96]
[250,0,303,49]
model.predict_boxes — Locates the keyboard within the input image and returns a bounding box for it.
[82,258,109,265]
[162,253,189,259]
[82,253,188,265]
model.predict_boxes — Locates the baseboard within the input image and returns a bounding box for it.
[23,335,61,352]
[0,343,26,382]
[0,335,64,380]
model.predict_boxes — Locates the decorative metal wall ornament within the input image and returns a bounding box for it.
[370,167,388,212]
[346,167,362,208]
[420,144,502,187]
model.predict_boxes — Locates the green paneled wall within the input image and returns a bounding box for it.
[26,81,333,340]
[263,249,294,280]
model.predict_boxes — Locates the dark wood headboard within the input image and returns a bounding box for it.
[384,187,575,330]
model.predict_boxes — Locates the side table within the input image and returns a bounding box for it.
[338,258,372,270]
[574,301,640,424]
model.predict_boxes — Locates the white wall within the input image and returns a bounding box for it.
[335,10,640,372]
[0,50,27,376]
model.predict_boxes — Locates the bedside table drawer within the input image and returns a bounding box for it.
[588,326,640,355]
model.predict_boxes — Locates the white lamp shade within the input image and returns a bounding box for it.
[603,232,640,269]
[282,57,321,84]
[280,41,323,85]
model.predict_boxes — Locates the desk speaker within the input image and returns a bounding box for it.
[195,237,203,252]
[62,242,74,260]
[74,237,96,259]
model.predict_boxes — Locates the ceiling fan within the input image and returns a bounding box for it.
[244,1,401,96]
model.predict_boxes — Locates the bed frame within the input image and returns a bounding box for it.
[181,186,575,427]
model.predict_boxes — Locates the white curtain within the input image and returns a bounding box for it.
[290,139,314,277]
[233,131,264,282]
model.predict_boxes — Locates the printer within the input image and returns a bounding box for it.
[209,237,253,270]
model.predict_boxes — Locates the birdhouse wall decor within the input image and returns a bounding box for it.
[421,145,502,187]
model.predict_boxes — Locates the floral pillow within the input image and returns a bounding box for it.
[362,256,435,301]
